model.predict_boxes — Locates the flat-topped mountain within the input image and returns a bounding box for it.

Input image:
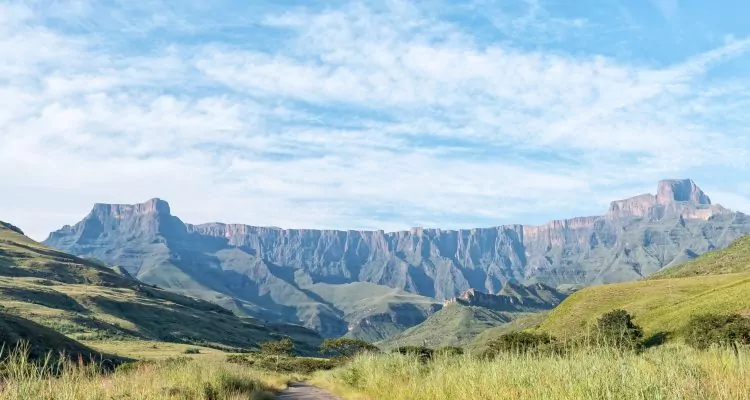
[43,179,750,338]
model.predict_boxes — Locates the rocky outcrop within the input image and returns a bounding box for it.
[42,179,750,336]
[657,179,711,205]
[443,282,566,312]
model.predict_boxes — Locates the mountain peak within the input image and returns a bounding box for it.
[91,198,171,216]
[656,179,711,205]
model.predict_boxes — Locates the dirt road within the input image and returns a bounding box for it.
[276,382,343,400]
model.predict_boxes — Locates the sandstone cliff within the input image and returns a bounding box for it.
[43,179,750,337]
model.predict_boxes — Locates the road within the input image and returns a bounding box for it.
[276,382,343,400]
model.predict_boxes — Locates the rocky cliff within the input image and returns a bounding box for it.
[43,179,750,337]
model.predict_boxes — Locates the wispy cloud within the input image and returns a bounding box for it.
[1,0,749,240]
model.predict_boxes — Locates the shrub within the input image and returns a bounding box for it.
[594,309,643,349]
[482,332,555,357]
[684,313,750,350]
[319,338,379,359]
[225,353,335,374]
[435,346,464,357]
[392,346,434,361]
[183,348,200,355]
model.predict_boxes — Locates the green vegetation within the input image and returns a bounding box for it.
[319,338,378,359]
[0,345,289,400]
[0,311,122,364]
[314,345,750,400]
[260,338,294,358]
[0,222,322,354]
[481,331,556,356]
[538,271,750,340]
[380,303,529,348]
[683,313,750,350]
[226,352,336,375]
[468,312,549,352]
[653,234,750,279]
[592,309,644,349]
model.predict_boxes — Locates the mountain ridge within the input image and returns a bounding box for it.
[42,178,750,337]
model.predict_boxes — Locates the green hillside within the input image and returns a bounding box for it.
[306,282,440,342]
[0,310,124,364]
[378,303,527,348]
[538,235,750,340]
[467,312,549,352]
[0,222,322,354]
[651,234,750,279]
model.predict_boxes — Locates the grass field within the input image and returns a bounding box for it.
[0,345,291,400]
[314,345,750,400]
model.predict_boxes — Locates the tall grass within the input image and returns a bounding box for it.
[0,344,290,400]
[314,345,749,400]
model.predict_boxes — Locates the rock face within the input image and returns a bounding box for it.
[43,179,750,337]
[444,282,566,312]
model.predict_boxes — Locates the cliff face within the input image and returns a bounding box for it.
[43,179,750,337]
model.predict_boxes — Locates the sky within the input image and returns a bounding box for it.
[2,0,750,241]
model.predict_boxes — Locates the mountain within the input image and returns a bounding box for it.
[537,233,750,340]
[379,282,567,348]
[43,179,750,337]
[650,234,750,279]
[0,221,322,354]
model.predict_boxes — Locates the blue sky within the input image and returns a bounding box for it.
[2,0,750,240]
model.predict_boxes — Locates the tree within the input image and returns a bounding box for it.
[595,309,643,349]
[483,332,555,357]
[319,338,378,359]
[260,337,294,369]
[684,313,750,351]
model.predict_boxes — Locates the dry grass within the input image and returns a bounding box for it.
[0,345,292,400]
[314,345,750,400]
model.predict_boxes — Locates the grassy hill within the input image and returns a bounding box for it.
[538,234,750,340]
[467,312,549,352]
[651,234,750,278]
[305,282,440,342]
[0,221,322,354]
[0,309,125,364]
[378,303,529,348]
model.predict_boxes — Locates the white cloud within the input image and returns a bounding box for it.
[1,1,749,241]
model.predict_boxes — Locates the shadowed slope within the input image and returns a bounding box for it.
[0,221,322,354]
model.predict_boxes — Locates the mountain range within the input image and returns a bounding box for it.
[43,179,750,338]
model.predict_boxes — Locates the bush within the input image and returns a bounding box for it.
[225,353,335,374]
[435,346,464,357]
[319,338,378,359]
[684,313,750,350]
[392,346,434,361]
[183,348,200,355]
[482,332,555,357]
[594,309,643,349]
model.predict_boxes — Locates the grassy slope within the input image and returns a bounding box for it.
[378,303,526,348]
[0,222,322,354]
[306,282,440,341]
[538,234,750,339]
[652,234,750,278]
[467,312,549,352]
[0,310,124,364]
